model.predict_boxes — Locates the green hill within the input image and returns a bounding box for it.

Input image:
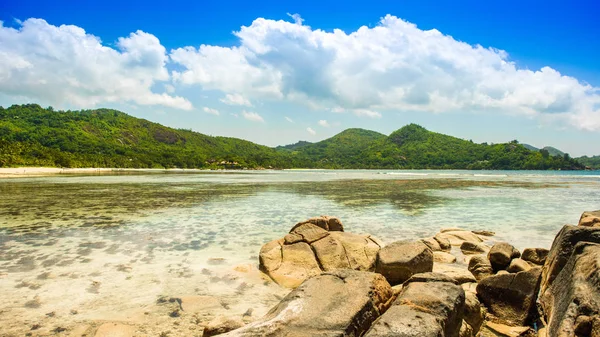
[576,155,600,169]
[0,104,584,170]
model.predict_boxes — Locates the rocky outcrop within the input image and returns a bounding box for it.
[434,251,457,263]
[434,264,477,284]
[476,267,542,326]
[436,230,484,246]
[521,247,549,266]
[488,242,521,271]
[578,210,600,227]
[468,255,494,281]
[220,270,393,337]
[539,223,600,337]
[506,258,531,273]
[375,240,433,285]
[421,237,443,251]
[259,216,381,287]
[461,241,489,255]
[203,316,245,337]
[463,291,485,333]
[364,279,465,337]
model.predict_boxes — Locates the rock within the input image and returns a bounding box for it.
[375,240,433,285]
[461,241,490,255]
[579,210,600,227]
[464,291,485,333]
[476,267,542,326]
[506,258,531,273]
[460,321,474,337]
[421,237,442,251]
[434,263,477,284]
[220,270,393,336]
[259,217,382,287]
[462,282,478,295]
[436,231,483,246]
[481,322,533,337]
[290,215,344,232]
[473,230,495,237]
[203,316,245,337]
[364,280,465,337]
[520,248,549,266]
[434,234,452,251]
[259,240,321,288]
[540,237,600,337]
[441,227,466,233]
[488,242,520,271]
[434,251,457,263]
[404,272,458,285]
[468,255,494,281]
[94,323,135,337]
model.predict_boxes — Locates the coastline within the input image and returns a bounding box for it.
[0,167,214,178]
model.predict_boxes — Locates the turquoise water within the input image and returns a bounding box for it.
[0,170,598,334]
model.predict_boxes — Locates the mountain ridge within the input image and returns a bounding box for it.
[0,104,586,170]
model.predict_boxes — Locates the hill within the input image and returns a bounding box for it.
[576,155,600,169]
[0,104,584,170]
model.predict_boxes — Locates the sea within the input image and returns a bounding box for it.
[1,170,598,335]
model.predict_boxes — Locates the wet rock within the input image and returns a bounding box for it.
[488,242,520,271]
[94,323,135,337]
[220,270,393,336]
[436,231,483,246]
[578,210,600,227]
[461,241,489,255]
[364,280,465,337]
[375,240,433,285]
[506,258,531,273]
[434,263,477,284]
[540,231,600,337]
[203,316,245,337]
[434,251,457,263]
[421,237,442,251]
[259,217,381,287]
[476,267,542,326]
[520,248,549,266]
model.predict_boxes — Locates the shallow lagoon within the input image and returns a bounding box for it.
[1,170,599,335]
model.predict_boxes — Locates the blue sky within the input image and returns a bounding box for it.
[1,0,599,156]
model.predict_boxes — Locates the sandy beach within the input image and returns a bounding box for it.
[0,167,218,178]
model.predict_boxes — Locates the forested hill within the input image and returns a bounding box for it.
[0,104,585,170]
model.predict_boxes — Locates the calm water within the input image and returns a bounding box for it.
[1,170,599,335]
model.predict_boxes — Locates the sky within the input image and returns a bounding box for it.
[1,0,599,156]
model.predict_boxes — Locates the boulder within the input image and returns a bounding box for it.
[468,255,494,281]
[364,280,465,337]
[259,217,382,287]
[203,316,245,337]
[434,263,477,284]
[480,322,533,337]
[461,241,489,255]
[578,210,600,227]
[434,251,457,263]
[540,236,600,336]
[506,258,531,273]
[436,231,484,246]
[459,321,474,337]
[220,270,393,337]
[488,242,520,271]
[464,291,485,333]
[434,234,452,251]
[521,248,549,266]
[421,237,442,251]
[476,267,542,326]
[404,272,458,285]
[375,240,433,285]
[472,230,495,237]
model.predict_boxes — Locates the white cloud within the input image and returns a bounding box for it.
[203,107,220,115]
[170,15,600,130]
[0,19,192,110]
[285,116,294,123]
[242,110,264,122]
[306,127,316,135]
[219,93,252,106]
[286,13,304,25]
[318,119,330,127]
[230,113,239,118]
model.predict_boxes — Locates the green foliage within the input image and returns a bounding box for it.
[576,155,600,169]
[0,104,586,170]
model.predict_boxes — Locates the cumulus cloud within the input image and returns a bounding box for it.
[318,119,330,127]
[170,15,600,130]
[285,116,294,123]
[0,18,192,110]
[219,93,252,106]
[203,107,220,115]
[242,110,264,122]
[307,127,316,135]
